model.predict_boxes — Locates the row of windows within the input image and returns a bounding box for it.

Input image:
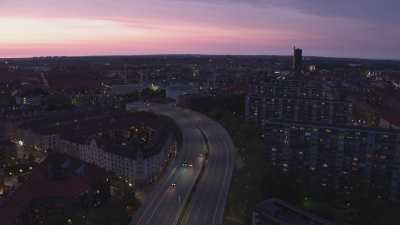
[58,141,171,181]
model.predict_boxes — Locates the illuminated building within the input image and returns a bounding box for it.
[16,110,178,184]
[246,80,352,126]
[265,121,400,201]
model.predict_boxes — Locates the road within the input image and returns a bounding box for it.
[129,104,234,225]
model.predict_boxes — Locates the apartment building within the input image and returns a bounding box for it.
[265,121,400,201]
[16,110,178,184]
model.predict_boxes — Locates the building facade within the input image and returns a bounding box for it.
[293,47,303,73]
[265,121,400,201]
[246,80,351,126]
[16,110,178,184]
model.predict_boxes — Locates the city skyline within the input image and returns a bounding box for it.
[1,43,400,225]
[1,0,399,60]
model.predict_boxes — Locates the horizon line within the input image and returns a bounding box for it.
[1,53,399,62]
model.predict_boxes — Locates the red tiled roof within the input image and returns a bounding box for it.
[0,155,104,225]
[0,70,41,82]
[350,97,375,113]
[48,78,99,90]
[382,113,400,127]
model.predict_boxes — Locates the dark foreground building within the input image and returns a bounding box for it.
[265,121,400,201]
[252,198,335,225]
[0,154,108,225]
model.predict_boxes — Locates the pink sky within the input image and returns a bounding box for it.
[0,0,399,59]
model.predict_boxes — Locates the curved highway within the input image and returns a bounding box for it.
[129,104,234,225]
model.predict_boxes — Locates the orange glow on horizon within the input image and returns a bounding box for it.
[0,16,305,57]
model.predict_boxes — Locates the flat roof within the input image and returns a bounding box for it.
[255,198,335,225]
[265,121,400,134]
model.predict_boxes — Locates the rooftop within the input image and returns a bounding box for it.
[255,198,335,225]
[0,154,106,225]
[48,77,99,90]
[20,109,175,159]
[266,120,400,134]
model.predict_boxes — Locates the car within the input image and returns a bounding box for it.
[182,162,193,168]
[170,183,177,188]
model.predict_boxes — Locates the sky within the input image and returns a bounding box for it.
[0,0,399,59]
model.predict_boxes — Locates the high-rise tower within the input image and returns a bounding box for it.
[293,46,303,73]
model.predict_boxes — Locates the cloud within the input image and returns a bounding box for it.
[194,0,400,24]
[0,0,399,59]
